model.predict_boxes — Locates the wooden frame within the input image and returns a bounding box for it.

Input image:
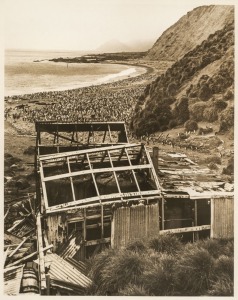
[39,144,162,212]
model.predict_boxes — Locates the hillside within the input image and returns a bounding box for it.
[146,5,234,61]
[130,13,234,137]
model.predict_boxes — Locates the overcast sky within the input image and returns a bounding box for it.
[3,0,236,51]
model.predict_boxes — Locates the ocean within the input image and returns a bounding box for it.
[4,49,146,97]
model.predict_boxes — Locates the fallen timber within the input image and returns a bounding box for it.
[4,121,234,296]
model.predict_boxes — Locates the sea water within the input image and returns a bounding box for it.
[4,49,146,96]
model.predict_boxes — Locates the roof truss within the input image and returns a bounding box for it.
[39,144,161,213]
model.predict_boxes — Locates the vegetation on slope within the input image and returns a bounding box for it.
[85,235,234,296]
[130,22,234,136]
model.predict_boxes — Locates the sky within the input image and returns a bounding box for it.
[3,0,236,51]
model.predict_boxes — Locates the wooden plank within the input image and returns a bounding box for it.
[85,237,111,246]
[46,190,161,211]
[86,153,101,203]
[8,237,29,258]
[6,245,53,268]
[107,150,122,196]
[42,164,152,182]
[108,124,112,142]
[144,147,162,191]
[124,148,141,195]
[40,161,49,209]
[67,157,76,202]
[46,196,161,214]
[39,143,140,161]
[163,194,190,199]
[37,213,47,291]
[161,196,165,230]
[159,225,211,235]
[46,274,51,295]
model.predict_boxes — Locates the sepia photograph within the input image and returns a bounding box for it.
[2,0,235,297]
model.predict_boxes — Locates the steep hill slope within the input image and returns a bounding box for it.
[146,5,234,61]
[130,19,234,136]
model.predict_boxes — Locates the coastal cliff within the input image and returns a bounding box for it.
[146,5,234,61]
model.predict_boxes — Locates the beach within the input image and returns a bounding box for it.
[5,49,149,97]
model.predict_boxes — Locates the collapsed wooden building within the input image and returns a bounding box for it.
[4,121,234,295]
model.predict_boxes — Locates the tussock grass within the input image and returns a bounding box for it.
[117,283,148,296]
[125,239,147,253]
[142,253,177,296]
[208,275,233,296]
[148,234,182,255]
[86,237,234,296]
[174,248,215,295]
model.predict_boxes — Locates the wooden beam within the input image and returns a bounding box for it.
[101,206,104,239]
[46,196,161,214]
[108,124,112,142]
[107,150,122,197]
[46,274,51,295]
[85,237,110,246]
[86,153,101,204]
[161,196,165,230]
[67,157,76,202]
[40,161,49,210]
[42,164,152,182]
[102,129,107,143]
[124,148,141,196]
[159,225,211,235]
[144,147,162,191]
[46,190,161,212]
[8,237,29,258]
[6,244,53,268]
[37,213,47,291]
[39,143,140,161]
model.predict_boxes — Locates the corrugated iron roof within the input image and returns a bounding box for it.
[65,257,87,275]
[4,265,24,296]
[158,150,234,196]
[46,253,92,289]
[57,230,82,259]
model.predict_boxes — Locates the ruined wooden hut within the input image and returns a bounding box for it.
[33,121,233,294]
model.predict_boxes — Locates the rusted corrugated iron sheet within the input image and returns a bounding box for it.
[111,203,159,249]
[57,230,82,259]
[211,196,234,238]
[65,257,87,275]
[8,217,35,238]
[4,265,24,295]
[46,253,92,289]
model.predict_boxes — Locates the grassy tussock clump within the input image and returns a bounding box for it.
[148,234,182,255]
[86,237,234,296]
[142,252,177,296]
[125,239,147,253]
[117,283,148,296]
[175,248,215,295]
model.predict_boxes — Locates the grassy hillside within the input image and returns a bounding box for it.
[130,21,234,136]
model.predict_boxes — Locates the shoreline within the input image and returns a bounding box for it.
[4,60,158,138]
[4,61,152,99]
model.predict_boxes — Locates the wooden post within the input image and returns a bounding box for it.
[46,274,50,295]
[194,199,199,241]
[152,147,159,173]
[37,213,47,292]
[161,196,165,230]
[101,205,104,239]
